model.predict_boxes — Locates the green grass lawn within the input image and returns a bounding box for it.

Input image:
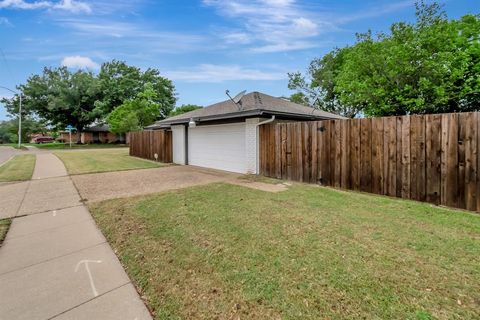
[0,143,29,150]
[0,219,11,246]
[90,183,480,320]
[0,154,36,182]
[1,142,128,149]
[34,142,128,149]
[55,148,163,175]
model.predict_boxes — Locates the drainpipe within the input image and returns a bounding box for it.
[254,115,275,174]
[255,115,275,127]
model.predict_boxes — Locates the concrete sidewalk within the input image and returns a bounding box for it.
[32,153,68,179]
[0,152,152,320]
[0,181,29,219]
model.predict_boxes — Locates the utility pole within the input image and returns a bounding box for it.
[0,86,22,147]
[17,93,22,148]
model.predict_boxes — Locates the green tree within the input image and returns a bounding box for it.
[0,117,47,143]
[107,83,164,133]
[1,60,177,142]
[0,120,15,143]
[289,1,480,117]
[288,47,360,118]
[288,93,309,106]
[169,104,202,116]
[2,66,101,142]
[95,60,176,118]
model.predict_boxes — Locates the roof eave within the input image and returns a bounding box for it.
[147,108,343,129]
[260,110,342,120]
[148,110,263,128]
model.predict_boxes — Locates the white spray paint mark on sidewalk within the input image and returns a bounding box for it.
[75,260,102,297]
[52,210,57,216]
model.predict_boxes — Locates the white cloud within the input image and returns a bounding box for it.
[0,16,12,26]
[204,0,325,53]
[292,17,317,36]
[251,41,318,53]
[205,0,415,53]
[56,19,208,54]
[223,32,251,44]
[61,55,99,69]
[53,0,90,13]
[60,19,130,37]
[0,0,91,13]
[165,64,286,82]
[261,0,294,7]
[0,0,50,10]
[335,1,415,23]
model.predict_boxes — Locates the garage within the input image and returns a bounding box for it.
[188,123,246,173]
[147,91,345,174]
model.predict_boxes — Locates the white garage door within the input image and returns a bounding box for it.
[188,123,246,173]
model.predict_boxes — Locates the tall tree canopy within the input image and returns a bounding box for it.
[95,60,176,118]
[289,1,480,117]
[169,104,202,117]
[107,83,165,134]
[2,67,101,140]
[1,60,176,140]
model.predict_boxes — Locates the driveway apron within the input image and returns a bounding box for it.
[0,152,152,320]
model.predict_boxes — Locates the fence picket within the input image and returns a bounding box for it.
[258,112,480,212]
[128,130,172,163]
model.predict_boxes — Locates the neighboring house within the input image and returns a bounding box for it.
[147,91,344,174]
[58,124,128,144]
[29,133,54,144]
[57,131,72,143]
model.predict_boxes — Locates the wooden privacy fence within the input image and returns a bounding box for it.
[259,112,480,212]
[129,130,172,163]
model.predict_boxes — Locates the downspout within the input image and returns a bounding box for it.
[255,115,275,127]
[254,115,275,174]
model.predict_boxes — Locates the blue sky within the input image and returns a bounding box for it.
[0,0,478,120]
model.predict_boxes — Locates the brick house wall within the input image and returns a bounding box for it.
[58,132,73,143]
[245,118,261,174]
[58,130,127,144]
[81,132,126,144]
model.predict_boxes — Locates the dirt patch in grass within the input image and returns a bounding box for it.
[55,148,163,175]
[0,219,11,246]
[238,174,284,184]
[234,175,289,192]
[0,154,36,182]
[90,183,480,320]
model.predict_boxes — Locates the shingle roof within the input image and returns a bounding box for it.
[149,91,345,128]
[84,124,110,132]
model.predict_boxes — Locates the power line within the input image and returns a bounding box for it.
[0,48,18,86]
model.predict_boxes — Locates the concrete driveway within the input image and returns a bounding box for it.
[0,150,286,319]
[72,165,286,203]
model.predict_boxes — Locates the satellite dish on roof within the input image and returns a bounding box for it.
[226,90,246,111]
[232,90,246,104]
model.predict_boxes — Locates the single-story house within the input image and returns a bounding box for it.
[148,91,345,174]
[29,133,54,144]
[58,124,128,144]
